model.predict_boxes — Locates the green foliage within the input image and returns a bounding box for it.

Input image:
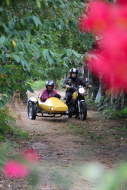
[115,107,127,118]
[0,140,20,169]
[83,162,127,190]
[102,107,127,119]
[0,0,94,106]
[0,106,28,140]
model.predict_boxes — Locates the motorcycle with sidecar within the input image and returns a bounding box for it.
[27,81,90,120]
[27,95,68,120]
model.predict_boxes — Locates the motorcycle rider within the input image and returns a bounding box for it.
[62,68,86,105]
[41,80,61,102]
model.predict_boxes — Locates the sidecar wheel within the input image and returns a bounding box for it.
[28,102,36,120]
[79,101,87,121]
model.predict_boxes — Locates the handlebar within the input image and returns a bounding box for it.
[69,85,84,91]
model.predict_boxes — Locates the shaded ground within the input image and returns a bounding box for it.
[1,90,127,190]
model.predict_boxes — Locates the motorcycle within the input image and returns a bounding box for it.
[27,79,91,120]
[65,79,91,120]
[66,85,87,120]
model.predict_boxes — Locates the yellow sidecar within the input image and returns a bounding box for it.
[27,96,68,120]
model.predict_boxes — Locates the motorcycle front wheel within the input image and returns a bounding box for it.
[28,102,36,120]
[79,101,87,121]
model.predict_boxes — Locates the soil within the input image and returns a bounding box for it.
[1,90,127,190]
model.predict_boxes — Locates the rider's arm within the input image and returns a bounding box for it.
[62,78,69,88]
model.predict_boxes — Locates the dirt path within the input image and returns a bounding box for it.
[7,90,127,190]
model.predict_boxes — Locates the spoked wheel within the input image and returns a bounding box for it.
[28,102,36,120]
[79,101,87,121]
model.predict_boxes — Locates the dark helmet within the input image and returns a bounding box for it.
[70,68,78,75]
[46,80,54,89]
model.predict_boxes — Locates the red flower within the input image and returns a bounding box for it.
[3,160,30,179]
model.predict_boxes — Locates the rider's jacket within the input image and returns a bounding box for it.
[41,89,57,102]
[62,76,86,93]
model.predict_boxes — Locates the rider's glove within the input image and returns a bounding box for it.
[66,85,70,89]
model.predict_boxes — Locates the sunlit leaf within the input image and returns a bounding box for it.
[66,49,72,57]
[32,16,42,27]
[0,36,6,43]
[9,21,15,30]
[36,0,41,8]
[5,0,10,5]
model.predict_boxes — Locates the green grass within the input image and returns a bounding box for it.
[32,80,46,90]
[32,80,63,90]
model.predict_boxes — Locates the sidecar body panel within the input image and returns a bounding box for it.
[37,97,68,113]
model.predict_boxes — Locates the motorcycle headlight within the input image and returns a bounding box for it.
[78,87,85,94]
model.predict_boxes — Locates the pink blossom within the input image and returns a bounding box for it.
[79,1,111,33]
[22,148,40,164]
[87,50,127,93]
[112,5,127,30]
[116,0,127,5]
[3,160,30,179]
[80,0,127,92]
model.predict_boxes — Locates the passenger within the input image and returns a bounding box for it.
[41,80,61,102]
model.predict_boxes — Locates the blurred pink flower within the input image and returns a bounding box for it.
[116,0,127,5]
[87,50,127,92]
[100,28,127,56]
[112,5,127,30]
[22,148,40,164]
[3,160,30,179]
[80,0,127,92]
[79,1,111,33]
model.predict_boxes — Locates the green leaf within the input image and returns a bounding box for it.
[66,49,72,57]
[32,16,42,27]
[0,65,2,73]
[12,54,20,63]
[9,20,15,30]
[72,50,81,58]
[36,0,41,8]
[2,65,15,74]
[0,36,6,43]
[1,55,7,62]
[21,58,30,71]
[0,100,5,107]
[1,94,8,102]
[6,0,10,5]
[43,49,54,65]
[27,84,34,93]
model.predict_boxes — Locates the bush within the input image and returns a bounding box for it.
[102,107,127,119]
[0,107,28,140]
